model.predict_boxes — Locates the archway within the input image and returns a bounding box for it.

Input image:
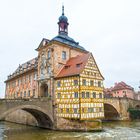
[40,84,49,97]
[22,108,53,129]
[104,103,120,121]
[135,105,140,109]
[1,105,53,129]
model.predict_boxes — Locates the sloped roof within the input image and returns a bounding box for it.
[112,82,134,91]
[6,57,38,82]
[56,53,90,78]
[51,34,87,51]
[36,38,50,51]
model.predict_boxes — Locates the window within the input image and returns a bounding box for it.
[60,109,63,113]
[57,81,61,87]
[20,92,22,97]
[17,79,19,86]
[88,108,93,113]
[66,108,69,113]
[26,75,29,82]
[62,51,66,60]
[82,108,85,113]
[24,91,26,97]
[99,93,102,98]
[99,107,102,112]
[74,92,78,98]
[94,80,96,86]
[74,80,78,86]
[57,93,61,99]
[47,66,51,74]
[33,89,35,97]
[82,92,85,98]
[25,76,26,83]
[21,78,23,84]
[90,80,93,86]
[47,50,51,59]
[28,90,30,97]
[65,65,70,69]
[86,92,90,98]
[82,79,86,86]
[93,92,96,98]
[98,81,101,87]
[29,75,31,82]
[34,73,37,80]
[74,108,78,113]
[123,91,126,93]
[76,63,82,68]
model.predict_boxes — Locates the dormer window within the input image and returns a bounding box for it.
[62,51,66,60]
[65,65,70,69]
[76,63,82,68]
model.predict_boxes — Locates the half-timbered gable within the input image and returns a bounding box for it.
[55,53,104,120]
[80,54,104,120]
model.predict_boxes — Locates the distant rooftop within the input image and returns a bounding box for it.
[112,81,134,91]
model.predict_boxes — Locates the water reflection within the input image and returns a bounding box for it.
[1,121,140,140]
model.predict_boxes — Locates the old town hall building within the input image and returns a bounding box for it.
[5,6,104,121]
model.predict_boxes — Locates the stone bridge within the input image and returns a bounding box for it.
[0,97,140,130]
[0,98,55,129]
[104,97,140,120]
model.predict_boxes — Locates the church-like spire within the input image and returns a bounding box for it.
[58,5,69,35]
[62,5,64,16]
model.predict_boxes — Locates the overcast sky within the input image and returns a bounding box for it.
[0,0,140,98]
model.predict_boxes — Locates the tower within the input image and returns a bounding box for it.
[58,5,69,35]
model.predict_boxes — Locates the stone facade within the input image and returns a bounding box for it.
[134,91,140,100]
[5,109,38,126]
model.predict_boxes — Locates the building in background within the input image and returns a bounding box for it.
[5,58,38,99]
[134,91,140,100]
[104,81,135,99]
[5,6,104,121]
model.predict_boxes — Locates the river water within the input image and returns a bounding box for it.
[0,121,140,140]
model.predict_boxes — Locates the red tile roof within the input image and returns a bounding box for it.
[56,53,90,78]
[112,81,134,91]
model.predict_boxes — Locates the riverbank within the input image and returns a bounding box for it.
[0,121,140,140]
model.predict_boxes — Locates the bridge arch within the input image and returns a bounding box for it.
[135,104,140,109]
[0,105,54,129]
[104,103,120,120]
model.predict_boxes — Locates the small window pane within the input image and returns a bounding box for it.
[99,93,102,98]
[98,81,101,87]
[48,51,51,59]
[82,92,85,98]
[57,93,61,99]
[90,80,93,86]
[93,92,96,98]
[74,80,78,86]
[86,92,90,98]
[82,79,86,86]
[62,51,66,60]
[74,92,78,98]
[57,81,61,87]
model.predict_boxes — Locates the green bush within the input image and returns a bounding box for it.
[128,108,140,119]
